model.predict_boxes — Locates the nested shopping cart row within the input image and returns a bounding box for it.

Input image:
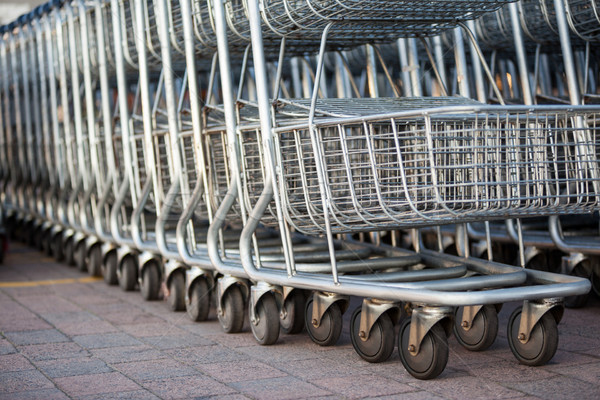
[1,0,599,380]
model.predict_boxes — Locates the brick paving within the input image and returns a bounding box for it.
[1,242,600,399]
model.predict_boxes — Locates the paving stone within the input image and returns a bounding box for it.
[0,339,16,355]
[90,345,166,364]
[180,321,229,337]
[73,332,143,349]
[275,357,362,381]
[556,361,600,386]
[195,360,288,383]
[542,350,599,370]
[101,312,164,326]
[4,329,69,346]
[79,389,162,400]
[140,375,237,399]
[36,357,113,378]
[446,337,509,371]
[0,301,35,319]
[204,332,265,348]
[364,391,446,400]
[17,295,82,314]
[166,346,249,365]
[462,359,557,382]
[507,375,600,399]
[84,302,139,315]
[0,388,70,400]
[0,317,53,332]
[63,293,124,307]
[114,358,199,381]
[237,341,328,364]
[555,333,600,353]
[0,354,35,373]
[120,322,187,338]
[143,333,215,349]
[1,286,57,297]
[311,374,415,399]
[55,320,119,336]
[410,374,529,399]
[18,342,88,361]
[0,370,55,393]
[42,311,102,326]
[54,372,141,397]
[193,395,251,400]
[229,376,332,400]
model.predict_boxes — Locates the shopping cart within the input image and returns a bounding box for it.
[224,0,598,379]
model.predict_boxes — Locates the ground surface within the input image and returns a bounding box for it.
[1,241,600,399]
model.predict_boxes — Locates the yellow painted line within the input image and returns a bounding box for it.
[0,276,103,288]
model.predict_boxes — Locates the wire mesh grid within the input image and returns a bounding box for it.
[261,98,600,234]
[565,0,600,41]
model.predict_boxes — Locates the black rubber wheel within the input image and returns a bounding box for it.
[75,241,87,273]
[42,231,53,256]
[32,226,43,250]
[250,293,280,345]
[564,262,591,308]
[507,306,558,366]
[398,319,448,380]
[218,285,245,333]
[280,290,305,334]
[0,238,5,264]
[102,252,118,285]
[119,256,138,291]
[25,223,36,247]
[140,262,161,301]
[305,296,343,346]
[168,270,186,312]
[350,307,395,363]
[453,305,498,352]
[52,234,64,262]
[88,246,102,277]
[64,238,75,266]
[592,264,600,298]
[187,277,211,322]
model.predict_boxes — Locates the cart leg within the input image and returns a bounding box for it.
[398,306,452,380]
[350,299,399,363]
[305,291,349,347]
[507,300,562,366]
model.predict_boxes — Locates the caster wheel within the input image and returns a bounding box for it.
[75,242,87,273]
[168,270,186,312]
[507,306,558,366]
[32,227,43,250]
[564,263,591,308]
[42,231,53,256]
[141,262,161,301]
[280,290,305,334]
[119,257,138,291]
[399,319,448,380]
[453,305,498,351]
[593,267,600,298]
[187,277,211,321]
[218,285,245,333]
[88,246,102,277]
[305,295,343,346]
[350,307,395,363]
[250,293,280,345]
[64,238,75,266]
[102,252,118,285]
[52,234,64,262]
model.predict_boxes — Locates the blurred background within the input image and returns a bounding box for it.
[0,0,45,25]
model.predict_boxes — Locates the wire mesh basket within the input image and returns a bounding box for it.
[565,0,600,41]
[266,97,600,234]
